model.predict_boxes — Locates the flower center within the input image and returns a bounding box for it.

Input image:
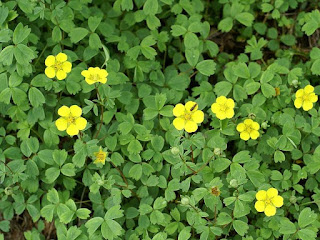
[184,113,192,120]
[90,74,100,82]
[96,153,105,161]
[67,114,76,125]
[219,104,229,112]
[54,61,63,71]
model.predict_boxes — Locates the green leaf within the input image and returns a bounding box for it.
[178,227,191,240]
[85,217,104,236]
[88,16,102,32]
[20,137,39,157]
[233,220,249,236]
[53,149,68,166]
[29,87,45,107]
[47,188,59,204]
[196,60,216,76]
[13,23,31,44]
[76,208,91,219]
[218,17,233,32]
[298,229,317,240]
[171,25,187,37]
[70,27,89,43]
[61,163,76,177]
[185,48,199,67]
[298,208,317,228]
[143,0,158,15]
[235,12,254,27]
[279,219,296,234]
[184,32,199,49]
[45,167,60,183]
[274,150,285,163]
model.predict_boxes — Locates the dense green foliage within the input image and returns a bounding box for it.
[1,0,320,239]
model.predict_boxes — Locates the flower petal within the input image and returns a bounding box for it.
[211,103,219,113]
[185,101,198,112]
[295,89,304,98]
[56,70,67,80]
[81,70,89,77]
[216,96,227,104]
[62,61,72,73]
[185,120,198,133]
[55,117,68,131]
[267,188,278,198]
[56,52,67,62]
[58,106,70,117]
[45,55,56,67]
[256,190,267,201]
[216,111,226,120]
[250,130,260,140]
[252,122,260,130]
[192,110,204,123]
[70,105,82,117]
[75,117,87,130]
[173,104,185,117]
[304,85,314,93]
[173,117,185,130]
[66,124,79,136]
[272,195,283,208]
[264,204,276,217]
[226,98,235,108]
[309,93,318,103]
[240,131,250,141]
[302,101,313,111]
[244,119,253,125]
[236,123,245,132]
[99,69,108,78]
[255,201,265,212]
[85,78,96,85]
[226,109,234,118]
[45,67,56,78]
[294,98,302,109]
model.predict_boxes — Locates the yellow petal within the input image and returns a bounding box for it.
[256,190,267,201]
[295,89,304,98]
[75,117,87,130]
[58,106,70,117]
[309,93,318,103]
[185,120,198,133]
[211,103,219,113]
[240,131,250,140]
[294,98,302,109]
[225,109,234,118]
[45,55,56,67]
[173,104,185,117]
[216,111,226,120]
[56,70,67,80]
[85,78,96,85]
[192,110,204,123]
[250,130,260,140]
[70,105,82,117]
[244,119,253,125]
[185,101,198,112]
[55,117,68,131]
[173,117,185,130]
[302,101,313,111]
[272,195,283,208]
[267,188,278,198]
[66,124,79,136]
[216,96,227,104]
[226,98,235,108]
[252,122,260,130]
[99,77,107,84]
[236,123,245,132]
[264,204,276,217]
[304,85,314,93]
[56,52,67,62]
[62,61,72,73]
[81,70,89,77]
[255,201,265,212]
[45,67,56,78]
[99,69,108,78]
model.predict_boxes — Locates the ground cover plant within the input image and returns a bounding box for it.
[1,0,320,239]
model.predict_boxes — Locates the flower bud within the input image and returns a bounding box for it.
[181,197,189,205]
[261,121,268,129]
[171,147,180,155]
[248,113,256,120]
[97,179,104,186]
[214,148,222,156]
[4,187,13,195]
[292,79,299,87]
[230,179,238,188]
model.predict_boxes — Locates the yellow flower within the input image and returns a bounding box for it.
[55,105,87,136]
[45,53,72,80]
[173,101,204,133]
[81,67,108,85]
[294,85,318,111]
[211,96,235,120]
[94,148,107,165]
[255,188,283,217]
[236,119,260,141]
